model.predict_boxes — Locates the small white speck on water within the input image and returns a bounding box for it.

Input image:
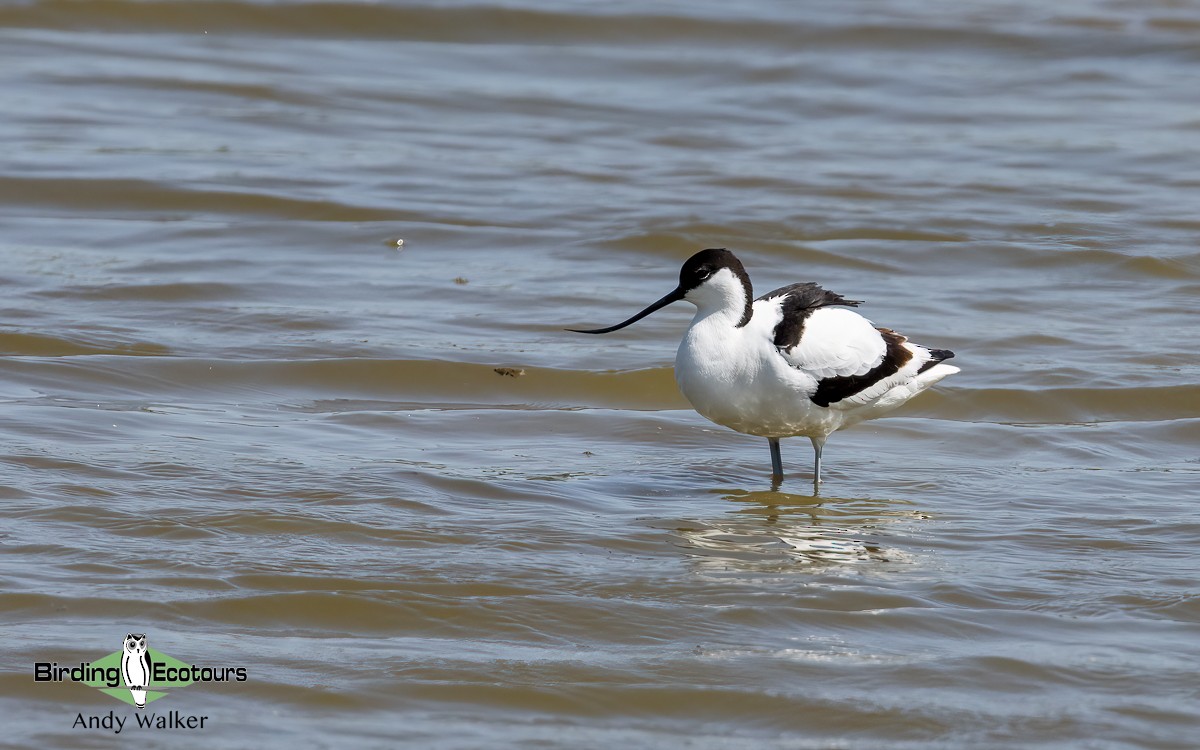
[395,238,405,248]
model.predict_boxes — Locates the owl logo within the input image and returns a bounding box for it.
[120,634,153,709]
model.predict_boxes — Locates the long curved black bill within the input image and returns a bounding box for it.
[567,287,685,334]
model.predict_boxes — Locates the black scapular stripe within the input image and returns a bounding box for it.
[760,282,862,351]
[811,329,912,407]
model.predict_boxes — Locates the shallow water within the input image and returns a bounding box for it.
[1,1,1199,747]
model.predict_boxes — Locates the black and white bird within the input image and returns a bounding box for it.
[570,248,959,484]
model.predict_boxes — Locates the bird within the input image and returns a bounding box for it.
[569,248,959,485]
[120,633,152,709]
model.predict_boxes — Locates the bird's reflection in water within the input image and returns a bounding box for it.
[671,487,928,574]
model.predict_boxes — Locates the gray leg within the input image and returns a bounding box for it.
[768,438,783,479]
[810,436,826,484]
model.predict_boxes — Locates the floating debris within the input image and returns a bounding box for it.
[493,367,525,377]
[395,238,405,248]
[453,277,468,285]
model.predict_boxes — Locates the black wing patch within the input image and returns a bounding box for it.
[758,282,863,351]
[810,329,913,407]
[917,348,955,374]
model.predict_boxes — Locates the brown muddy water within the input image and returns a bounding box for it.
[2,1,1199,748]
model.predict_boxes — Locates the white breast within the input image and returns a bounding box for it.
[674,312,838,438]
[123,650,148,682]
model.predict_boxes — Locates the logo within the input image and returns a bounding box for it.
[34,633,247,734]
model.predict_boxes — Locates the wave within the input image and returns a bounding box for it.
[1,0,1173,58]
[4,352,1194,423]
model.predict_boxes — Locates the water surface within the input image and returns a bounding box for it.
[1,1,1198,747]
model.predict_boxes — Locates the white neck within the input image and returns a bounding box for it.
[684,268,751,327]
